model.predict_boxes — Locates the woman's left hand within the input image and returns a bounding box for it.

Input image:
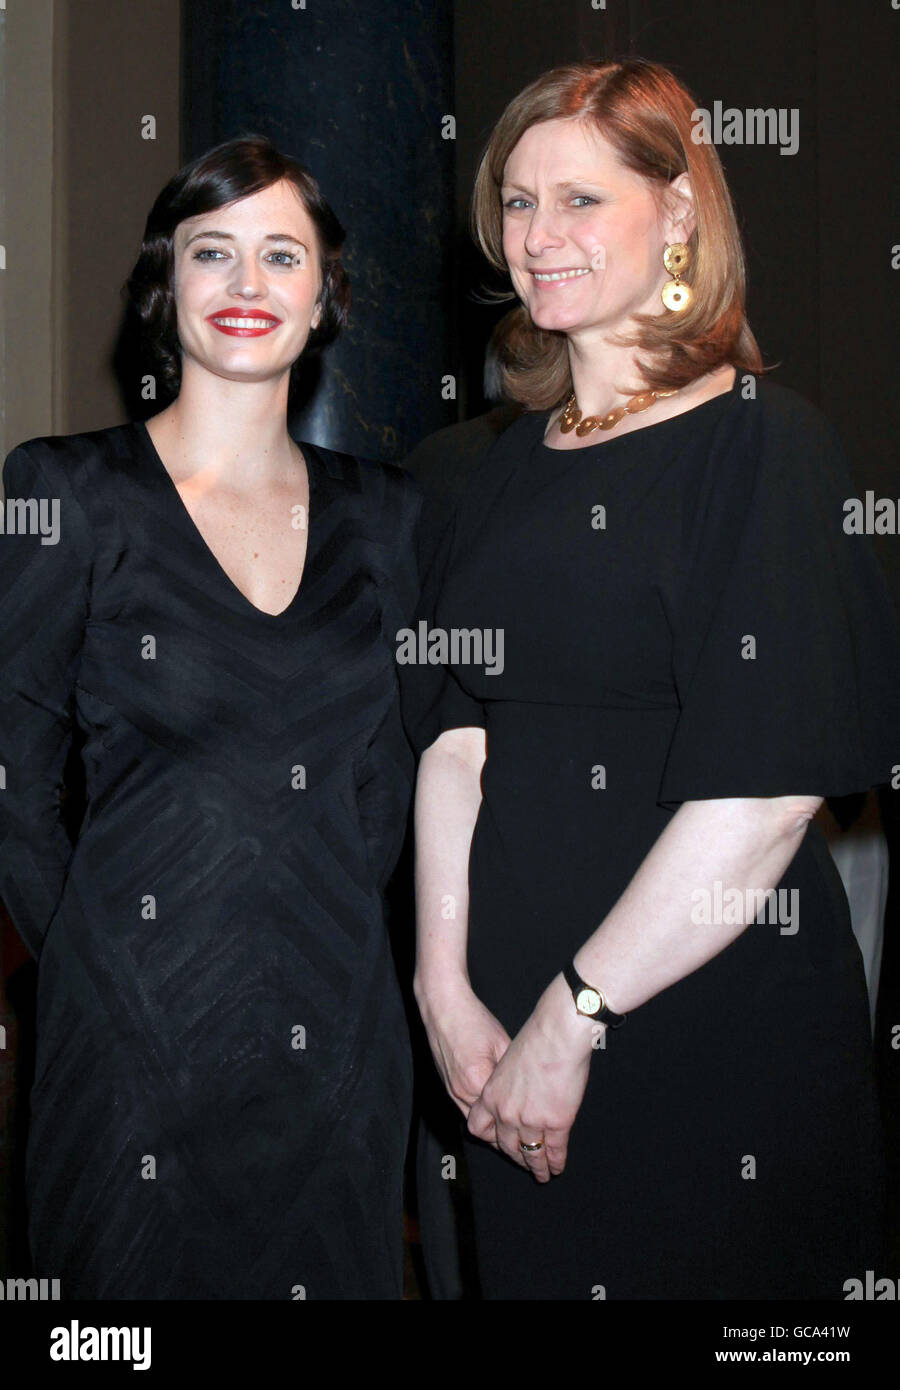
[466,972,598,1182]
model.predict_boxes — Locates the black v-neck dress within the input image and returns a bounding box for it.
[0,423,421,1299]
[406,372,900,1299]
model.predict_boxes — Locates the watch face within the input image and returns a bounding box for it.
[576,987,602,1016]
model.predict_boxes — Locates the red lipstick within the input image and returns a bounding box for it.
[205,307,282,337]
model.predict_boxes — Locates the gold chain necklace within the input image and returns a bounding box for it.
[558,386,680,436]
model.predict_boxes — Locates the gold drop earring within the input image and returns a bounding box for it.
[661,242,692,311]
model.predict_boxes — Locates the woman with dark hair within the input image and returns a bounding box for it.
[0,136,421,1299]
[410,59,900,1299]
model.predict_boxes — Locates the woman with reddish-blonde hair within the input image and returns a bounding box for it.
[409,58,900,1299]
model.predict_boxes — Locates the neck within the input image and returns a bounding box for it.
[149,363,298,486]
[564,328,654,417]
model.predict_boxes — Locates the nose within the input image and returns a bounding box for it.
[226,254,266,299]
[524,206,565,259]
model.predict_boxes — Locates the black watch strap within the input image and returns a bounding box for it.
[563,960,627,1028]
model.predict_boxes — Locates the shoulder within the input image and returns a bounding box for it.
[440,410,542,543]
[3,424,137,499]
[487,406,543,453]
[743,378,856,506]
[305,444,424,614]
[668,376,857,557]
[438,408,541,516]
[404,404,525,482]
[304,439,423,529]
[731,376,846,478]
[676,377,872,594]
[0,430,129,563]
[702,374,853,501]
[303,439,419,500]
[750,376,841,448]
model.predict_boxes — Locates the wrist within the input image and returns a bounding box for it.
[533,972,599,1059]
[413,965,472,1015]
[569,954,628,1027]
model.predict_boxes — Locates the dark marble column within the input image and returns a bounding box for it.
[182,0,456,461]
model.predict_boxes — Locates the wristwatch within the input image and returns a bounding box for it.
[562,960,627,1029]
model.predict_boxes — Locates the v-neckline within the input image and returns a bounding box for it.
[133,419,319,622]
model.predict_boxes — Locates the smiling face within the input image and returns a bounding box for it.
[501,117,693,338]
[171,178,323,387]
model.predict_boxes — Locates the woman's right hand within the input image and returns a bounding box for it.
[416,977,512,1119]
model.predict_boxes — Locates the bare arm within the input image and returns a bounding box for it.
[412,727,485,999]
[413,727,513,1116]
[568,794,822,1018]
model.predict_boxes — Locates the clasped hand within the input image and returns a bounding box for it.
[418,975,595,1184]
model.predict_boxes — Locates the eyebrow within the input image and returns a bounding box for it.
[183,230,308,247]
[500,179,605,194]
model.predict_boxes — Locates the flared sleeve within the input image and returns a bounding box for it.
[657,396,900,810]
[0,441,92,958]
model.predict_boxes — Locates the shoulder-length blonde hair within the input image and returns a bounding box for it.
[471,58,763,411]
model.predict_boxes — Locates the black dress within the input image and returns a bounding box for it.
[0,423,421,1299]
[406,371,900,1300]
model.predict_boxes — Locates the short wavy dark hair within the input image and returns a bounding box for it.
[125,135,350,399]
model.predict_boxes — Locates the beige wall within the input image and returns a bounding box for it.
[2,0,181,454]
[3,0,57,452]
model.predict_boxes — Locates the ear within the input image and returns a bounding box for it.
[311,302,322,330]
[662,173,696,245]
